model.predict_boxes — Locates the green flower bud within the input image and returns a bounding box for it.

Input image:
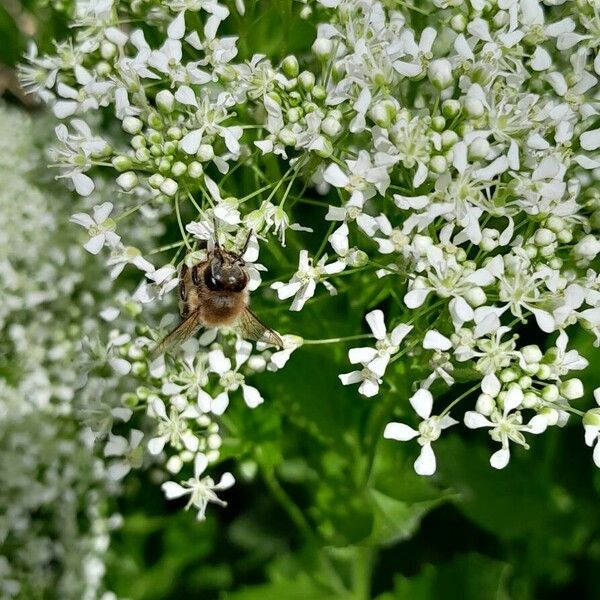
[131,135,146,150]
[278,128,297,146]
[135,147,151,162]
[583,408,600,428]
[148,130,162,145]
[541,384,559,402]
[147,112,162,129]
[313,136,333,157]
[158,158,172,174]
[282,55,300,78]
[369,100,397,128]
[112,155,132,171]
[536,363,552,380]
[442,99,461,119]
[298,71,316,91]
[522,391,539,409]
[500,368,519,383]
[163,141,177,155]
[312,85,327,100]
[166,126,182,140]
[450,13,467,32]
[148,173,164,189]
[431,116,446,132]
[287,107,302,123]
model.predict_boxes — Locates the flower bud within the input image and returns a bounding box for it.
[135,147,151,162]
[560,378,584,400]
[429,155,447,174]
[534,228,556,246]
[522,392,539,409]
[431,116,446,132]
[197,144,215,161]
[541,384,559,402]
[557,229,573,244]
[521,345,542,364]
[538,407,559,426]
[112,155,132,171]
[312,136,333,157]
[167,126,182,140]
[321,116,342,137]
[574,234,600,261]
[282,55,299,78]
[441,130,459,149]
[287,107,302,123]
[312,38,333,60]
[500,368,518,383]
[546,215,564,233]
[312,85,327,100]
[116,171,138,191]
[298,71,315,91]
[148,113,162,129]
[148,173,164,189]
[159,178,178,196]
[442,99,461,119]
[100,40,117,60]
[428,59,454,90]
[583,408,600,428]
[131,135,146,150]
[156,89,175,113]
[450,13,467,32]
[122,116,143,134]
[369,100,397,128]
[278,128,297,146]
[476,393,495,416]
[187,161,204,178]
[536,363,552,380]
[465,286,486,307]
[171,161,187,177]
[468,137,490,160]
[463,97,485,118]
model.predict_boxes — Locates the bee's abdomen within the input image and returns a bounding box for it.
[202,292,246,326]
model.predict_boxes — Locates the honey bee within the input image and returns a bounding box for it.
[150,230,283,359]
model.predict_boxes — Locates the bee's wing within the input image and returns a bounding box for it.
[236,307,283,348]
[149,310,205,360]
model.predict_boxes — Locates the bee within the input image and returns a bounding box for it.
[150,230,283,359]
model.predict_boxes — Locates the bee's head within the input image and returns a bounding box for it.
[204,246,248,292]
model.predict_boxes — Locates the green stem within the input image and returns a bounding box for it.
[352,546,374,600]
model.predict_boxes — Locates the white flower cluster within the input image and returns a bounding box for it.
[23,0,600,511]
[0,105,117,599]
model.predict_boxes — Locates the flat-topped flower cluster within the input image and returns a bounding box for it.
[21,0,600,519]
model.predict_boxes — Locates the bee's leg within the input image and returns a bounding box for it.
[191,264,201,286]
[179,264,188,301]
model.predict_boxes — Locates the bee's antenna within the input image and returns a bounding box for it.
[212,217,222,252]
[238,229,253,260]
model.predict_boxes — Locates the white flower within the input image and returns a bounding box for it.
[147,396,200,455]
[464,386,547,469]
[583,389,600,468]
[271,250,345,311]
[161,453,235,521]
[384,389,457,476]
[107,244,154,279]
[204,343,264,414]
[104,429,144,480]
[70,202,121,254]
[348,310,412,372]
[339,356,388,398]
